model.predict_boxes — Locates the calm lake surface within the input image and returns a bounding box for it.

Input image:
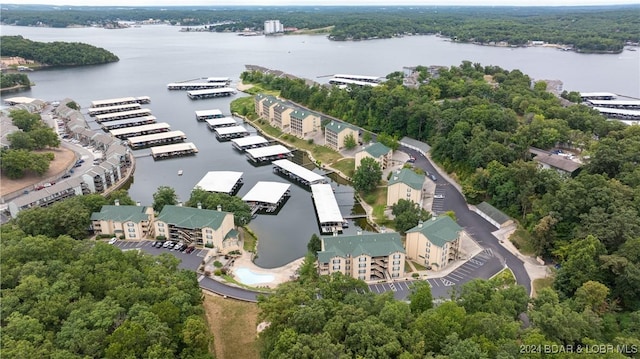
[2,25,638,267]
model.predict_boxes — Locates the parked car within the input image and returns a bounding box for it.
[185,246,195,254]
[62,173,71,179]
[162,241,172,248]
[434,194,444,199]
[77,159,85,164]
[173,243,183,251]
[179,245,188,252]
[108,237,117,245]
[407,156,416,163]
[154,241,164,248]
[430,174,437,181]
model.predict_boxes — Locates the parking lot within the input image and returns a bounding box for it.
[111,240,210,271]
[431,186,447,215]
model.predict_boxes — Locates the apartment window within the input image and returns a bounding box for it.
[359,257,366,262]
[393,260,401,265]
[345,260,351,264]
[128,228,135,233]
[127,223,135,227]
[393,266,400,271]
[206,235,212,239]
[158,228,165,233]
[393,254,401,259]
[407,188,411,193]
[392,273,399,278]
[129,233,135,238]
[332,265,340,270]
[332,259,341,264]
[206,229,212,234]
[358,269,366,274]
[157,223,164,227]
[346,266,351,271]
[359,263,367,268]
[359,275,366,280]
[427,242,431,247]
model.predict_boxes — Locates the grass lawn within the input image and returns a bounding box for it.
[242,226,257,252]
[509,225,536,256]
[331,158,355,178]
[202,292,260,359]
[533,277,554,296]
[362,186,387,207]
[411,260,428,271]
[490,267,516,286]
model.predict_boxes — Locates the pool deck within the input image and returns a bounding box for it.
[230,251,305,288]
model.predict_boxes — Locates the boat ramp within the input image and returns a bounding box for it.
[101,116,157,131]
[127,130,186,150]
[195,109,224,121]
[242,181,291,215]
[95,108,153,123]
[109,122,171,139]
[194,171,244,195]
[88,103,141,117]
[214,125,249,141]
[206,117,237,130]
[151,142,198,160]
[311,183,345,234]
[90,96,150,108]
[231,135,270,151]
[246,145,292,163]
[187,88,236,100]
[272,159,326,186]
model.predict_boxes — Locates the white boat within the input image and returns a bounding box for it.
[178,170,183,176]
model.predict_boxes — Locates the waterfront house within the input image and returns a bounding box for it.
[355,142,392,171]
[91,203,154,240]
[154,205,240,253]
[289,109,320,138]
[317,232,406,281]
[405,216,465,271]
[386,168,426,207]
[324,121,359,151]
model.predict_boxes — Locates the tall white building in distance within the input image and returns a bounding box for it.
[264,20,284,35]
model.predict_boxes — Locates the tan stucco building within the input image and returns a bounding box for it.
[355,142,392,171]
[387,168,426,207]
[289,109,320,138]
[324,121,359,151]
[91,204,155,240]
[405,216,465,271]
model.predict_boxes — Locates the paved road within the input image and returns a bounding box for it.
[112,240,262,302]
[401,146,531,296]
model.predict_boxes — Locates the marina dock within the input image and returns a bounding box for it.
[167,82,229,90]
[109,122,171,139]
[214,125,250,141]
[206,116,237,130]
[194,171,244,195]
[272,159,326,186]
[206,77,231,84]
[127,130,186,149]
[231,135,269,151]
[151,142,198,160]
[101,116,157,131]
[88,103,141,117]
[187,88,236,100]
[95,108,153,123]
[311,183,345,234]
[90,96,150,108]
[195,109,224,121]
[246,144,292,163]
[242,181,291,214]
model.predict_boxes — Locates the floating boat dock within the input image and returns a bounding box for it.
[194,171,244,195]
[90,96,150,108]
[109,122,171,139]
[246,144,292,163]
[101,116,157,131]
[87,103,141,117]
[167,82,228,90]
[95,108,153,123]
[206,77,231,84]
[206,116,237,130]
[214,125,249,141]
[187,88,236,100]
[242,181,291,214]
[231,135,269,151]
[273,159,326,186]
[195,109,224,121]
[311,183,345,234]
[151,142,198,160]
[127,130,186,149]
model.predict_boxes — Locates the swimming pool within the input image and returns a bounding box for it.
[234,267,275,285]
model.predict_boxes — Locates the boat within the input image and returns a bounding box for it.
[178,170,183,176]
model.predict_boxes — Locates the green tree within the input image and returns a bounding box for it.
[152,186,178,212]
[307,233,321,255]
[0,149,32,179]
[392,199,431,234]
[28,126,60,149]
[7,131,36,150]
[105,189,136,206]
[10,109,41,132]
[186,188,251,226]
[408,281,433,314]
[352,157,382,193]
[362,131,372,144]
[343,133,357,150]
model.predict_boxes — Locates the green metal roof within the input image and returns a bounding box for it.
[476,202,511,225]
[363,142,391,158]
[262,95,280,107]
[388,168,425,190]
[156,205,229,230]
[406,216,462,247]
[225,228,239,239]
[91,205,150,222]
[325,121,357,134]
[290,109,313,120]
[317,232,404,263]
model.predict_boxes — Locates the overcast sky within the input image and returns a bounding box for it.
[4,0,639,6]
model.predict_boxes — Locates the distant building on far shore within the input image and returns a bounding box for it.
[264,20,284,35]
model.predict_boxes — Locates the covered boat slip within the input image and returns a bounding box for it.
[95,108,153,123]
[101,116,157,131]
[127,130,186,149]
[272,159,326,186]
[311,183,345,234]
[87,103,141,116]
[109,122,171,139]
[214,125,250,141]
[242,181,291,214]
[167,82,228,90]
[246,144,292,163]
[187,88,236,100]
[194,171,244,195]
[151,142,198,160]
[593,107,640,121]
[90,96,150,108]
[205,117,237,130]
[231,135,269,151]
[195,109,224,121]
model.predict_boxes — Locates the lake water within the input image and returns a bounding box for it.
[1,24,638,267]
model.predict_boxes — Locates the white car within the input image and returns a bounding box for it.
[434,194,445,199]
[108,237,117,244]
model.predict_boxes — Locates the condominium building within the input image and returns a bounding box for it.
[264,20,284,34]
[324,121,359,151]
[355,142,392,170]
[8,177,88,218]
[405,216,465,271]
[387,168,426,207]
[273,103,293,132]
[289,109,320,138]
[317,232,405,281]
[91,204,155,240]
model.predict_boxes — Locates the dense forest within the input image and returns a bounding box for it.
[0,225,213,358]
[0,35,119,67]
[240,62,640,312]
[1,6,639,53]
[0,72,31,90]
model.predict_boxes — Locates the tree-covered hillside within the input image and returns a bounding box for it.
[1,35,119,67]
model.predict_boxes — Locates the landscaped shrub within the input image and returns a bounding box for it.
[412,273,420,278]
[213,261,223,268]
[213,269,222,276]
[156,235,166,241]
